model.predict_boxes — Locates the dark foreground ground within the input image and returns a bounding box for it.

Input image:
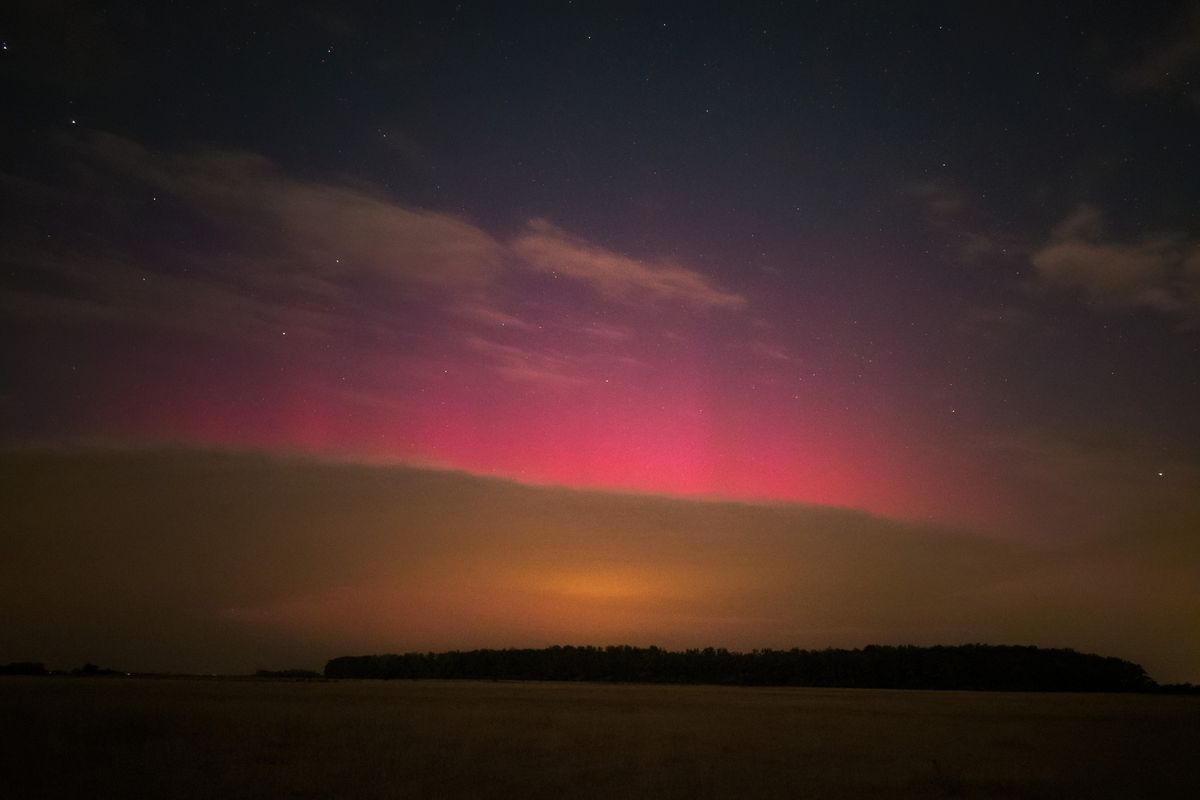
[2,677,1198,799]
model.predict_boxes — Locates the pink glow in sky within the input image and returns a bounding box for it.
[6,133,1195,544]
[83,309,991,528]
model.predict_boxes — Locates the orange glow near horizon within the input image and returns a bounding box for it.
[3,448,1199,682]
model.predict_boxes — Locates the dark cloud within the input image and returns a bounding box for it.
[2,448,1197,681]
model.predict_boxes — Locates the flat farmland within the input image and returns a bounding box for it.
[2,677,1197,798]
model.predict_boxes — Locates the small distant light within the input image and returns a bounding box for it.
[1157,472,1164,477]
[70,119,77,125]
[282,331,287,336]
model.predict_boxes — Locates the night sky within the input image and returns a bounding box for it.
[2,2,1199,678]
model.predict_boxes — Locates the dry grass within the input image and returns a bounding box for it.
[2,677,1198,798]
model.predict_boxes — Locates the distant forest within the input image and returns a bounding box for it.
[7,645,1198,692]
[325,645,1163,692]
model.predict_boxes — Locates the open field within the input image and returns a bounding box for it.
[2,677,1198,798]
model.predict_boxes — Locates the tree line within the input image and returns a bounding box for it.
[6,647,1196,691]
[324,644,1161,692]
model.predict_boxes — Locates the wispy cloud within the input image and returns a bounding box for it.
[79,132,506,291]
[903,179,1009,265]
[463,335,584,388]
[3,133,749,351]
[511,219,747,311]
[577,320,633,341]
[82,134,747,315]
[1030,205,1200,321]
[0,244,345,344]
[449,299,533,330]
[1116,3,1200,98]
[750,341,799,363]
[906,180,969,222]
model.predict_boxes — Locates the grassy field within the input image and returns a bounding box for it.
[2,677,1198,798]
